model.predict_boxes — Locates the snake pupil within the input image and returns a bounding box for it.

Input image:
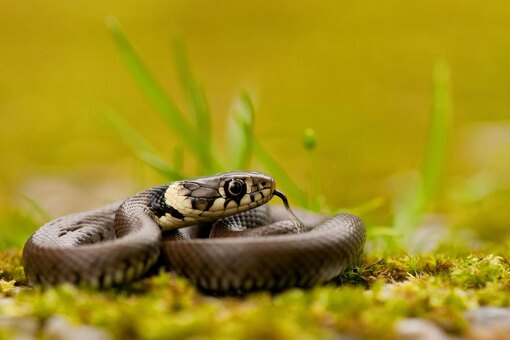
[226,179,245,198]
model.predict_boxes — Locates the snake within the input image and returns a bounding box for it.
[22,171,365,293]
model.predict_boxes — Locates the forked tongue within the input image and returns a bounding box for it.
[273,190,304,232]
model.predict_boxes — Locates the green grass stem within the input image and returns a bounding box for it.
[225,92,254,170]
[171,39,215,173]
[394,61,452,238]
[422,61,452,204]
[252,140,307,207]
[102,107,184,180]
[105,17,202,160]
[106,18,317,207]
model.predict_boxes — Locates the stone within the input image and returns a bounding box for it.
[396,318,451,340]
[44,315,111,340]
[465,307,510,339]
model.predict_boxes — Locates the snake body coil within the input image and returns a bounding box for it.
[22,171,365,293]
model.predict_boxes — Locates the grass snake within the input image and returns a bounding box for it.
[22,171,365,293]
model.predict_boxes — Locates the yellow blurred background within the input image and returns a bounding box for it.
[2,1,510,216]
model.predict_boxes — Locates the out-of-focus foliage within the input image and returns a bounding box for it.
[2,1,510,209]
[105,17,310,207]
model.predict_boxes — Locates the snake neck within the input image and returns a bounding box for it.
[113,187,166,238]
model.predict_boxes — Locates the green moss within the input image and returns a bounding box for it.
[0,250,26,286]
[0,243,509,339]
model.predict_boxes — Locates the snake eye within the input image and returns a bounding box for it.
[225,179,246,198]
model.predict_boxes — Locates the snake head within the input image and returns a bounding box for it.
[155,171,276,229]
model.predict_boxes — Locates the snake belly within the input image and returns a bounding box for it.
[22,171,365,293]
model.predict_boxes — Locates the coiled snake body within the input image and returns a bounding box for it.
[22,171,365,293]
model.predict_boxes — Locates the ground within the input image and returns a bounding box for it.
[2,235,510,339]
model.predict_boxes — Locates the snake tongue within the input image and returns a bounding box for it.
[273,190,304,232]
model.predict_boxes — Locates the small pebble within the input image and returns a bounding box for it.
[0,315,39,340]
[44,316,111,340]
[396,318,450,340]
[465,307,510,339]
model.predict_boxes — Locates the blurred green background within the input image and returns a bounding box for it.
[1,1,510,237]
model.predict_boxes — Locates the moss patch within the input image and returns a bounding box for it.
[1,243,510,339]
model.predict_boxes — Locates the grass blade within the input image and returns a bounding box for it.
[394,61,452,234]
[171,147,184,172]
[171,39,215,172]
[253,140,307,207]
[105,17,201,158]
[137,152,184,180]
[338,197,386,216]
[19,195,52,222]
[421,61,452,204]
[102,107,184,180]
[225,92,254,169]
